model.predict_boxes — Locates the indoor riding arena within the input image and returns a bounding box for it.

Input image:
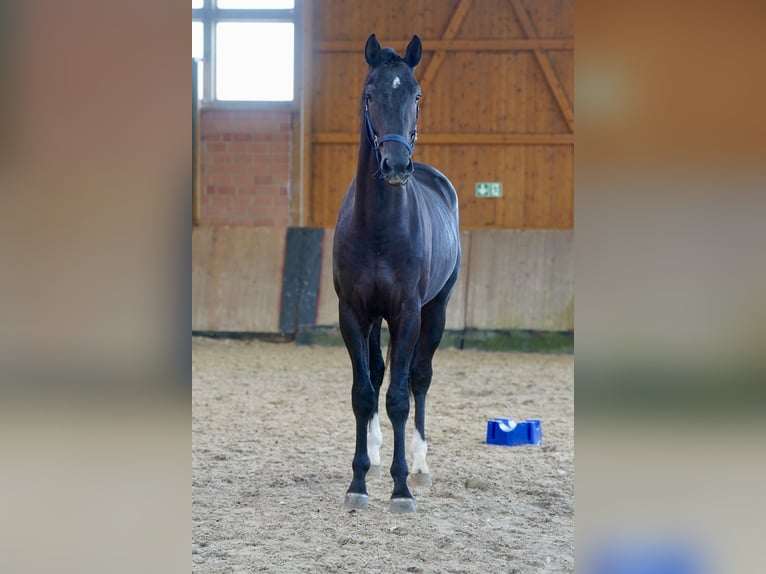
[192,1,573,572]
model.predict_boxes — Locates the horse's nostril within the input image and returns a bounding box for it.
[381,158,391,172]
[406,159,414,172]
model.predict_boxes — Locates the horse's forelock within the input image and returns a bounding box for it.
[378,48,403,65]
[360,51,416,117]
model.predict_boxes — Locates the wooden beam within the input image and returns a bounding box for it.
[313,133,573,145]
[509,0,574,133]
[315,39,573,52]
[419,0,473,94]
[533,51,574,132]
[192,60,201,225]
[299,0,313,225]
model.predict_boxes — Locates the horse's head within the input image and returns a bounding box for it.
[362,34,422,187]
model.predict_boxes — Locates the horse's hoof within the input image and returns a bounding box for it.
[410,472,432,487]
[344,492,369,510]
[368,465,382,479]
[389,497,416,514]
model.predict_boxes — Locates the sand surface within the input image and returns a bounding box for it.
[192,337,573,573]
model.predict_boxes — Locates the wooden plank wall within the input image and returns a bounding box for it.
[465,230,573,330]
[192,227,573,333]
[306,0,573,230]
[192,226,285,332]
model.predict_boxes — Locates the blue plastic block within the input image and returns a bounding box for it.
[485,418,542,446]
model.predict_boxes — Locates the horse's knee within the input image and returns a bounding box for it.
[385,385,410,421]
[352,384,376,420]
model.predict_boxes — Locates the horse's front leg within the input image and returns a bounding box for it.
[367,318,385,480]
[386,305,422,513]
[339,301,375,509]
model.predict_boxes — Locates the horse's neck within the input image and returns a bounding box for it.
[352,139,409,228]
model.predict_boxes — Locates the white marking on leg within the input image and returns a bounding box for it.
[367,413,383,467]
[392,76,401,89]
[410,429,429,475]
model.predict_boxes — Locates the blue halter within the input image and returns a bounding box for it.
[364,103,417,176]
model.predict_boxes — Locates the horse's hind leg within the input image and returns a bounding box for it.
[409,281,454,487]
[339,300,375,509]
[367,318,384,479]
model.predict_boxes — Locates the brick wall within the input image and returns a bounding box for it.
[199,109,292,226]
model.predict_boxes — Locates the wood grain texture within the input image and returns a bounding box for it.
[465,230,573,330]
[192,226,286,332]
[193,228,573,333]
[314,227,338,327]
[307,0,573,230]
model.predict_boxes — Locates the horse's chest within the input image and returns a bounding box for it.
[337,244,423,293]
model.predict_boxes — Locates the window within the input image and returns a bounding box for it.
[192,0,297,103]
[192,21,204,97]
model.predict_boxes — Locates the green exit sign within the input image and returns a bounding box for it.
[475,182,503,197]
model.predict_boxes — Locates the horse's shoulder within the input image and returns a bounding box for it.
[413,163,458,210]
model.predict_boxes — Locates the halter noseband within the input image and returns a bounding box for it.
[364,101,418,169]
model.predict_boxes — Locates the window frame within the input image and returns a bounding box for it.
[192,0,301,109]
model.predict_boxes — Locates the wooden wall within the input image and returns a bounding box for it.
[192,227,286,332]
[193,227,573,334]
[304,0,573,230]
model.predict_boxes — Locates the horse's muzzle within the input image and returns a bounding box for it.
[381,157,413,186]
[384,173,410,186]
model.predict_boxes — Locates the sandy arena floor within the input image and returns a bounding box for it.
[192,337,573,573]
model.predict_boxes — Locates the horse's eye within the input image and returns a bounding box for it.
[415,94,421,102]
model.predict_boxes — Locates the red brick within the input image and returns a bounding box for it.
[226,142,249,153]
[226,163,250,174]
[203,163,229,174]
[272,159,290,169]
[207,153,231,164]
[208,174,232,185]
[232,133,253,142]
[232,153,253,164]
[206,142,226,152]
[253,175,273,185]
[231,174,253,185]
[208,194,231,204]
[248,143,270,155]
[247,163,274,175]
[253,196,275,206]
[269,143,289,155]
[236,186,259,196]
[203,109,229,122]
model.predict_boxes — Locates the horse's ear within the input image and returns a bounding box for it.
[404,35,422,68]
[365,34,382,67]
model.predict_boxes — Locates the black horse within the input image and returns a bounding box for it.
[332,34,461,513]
